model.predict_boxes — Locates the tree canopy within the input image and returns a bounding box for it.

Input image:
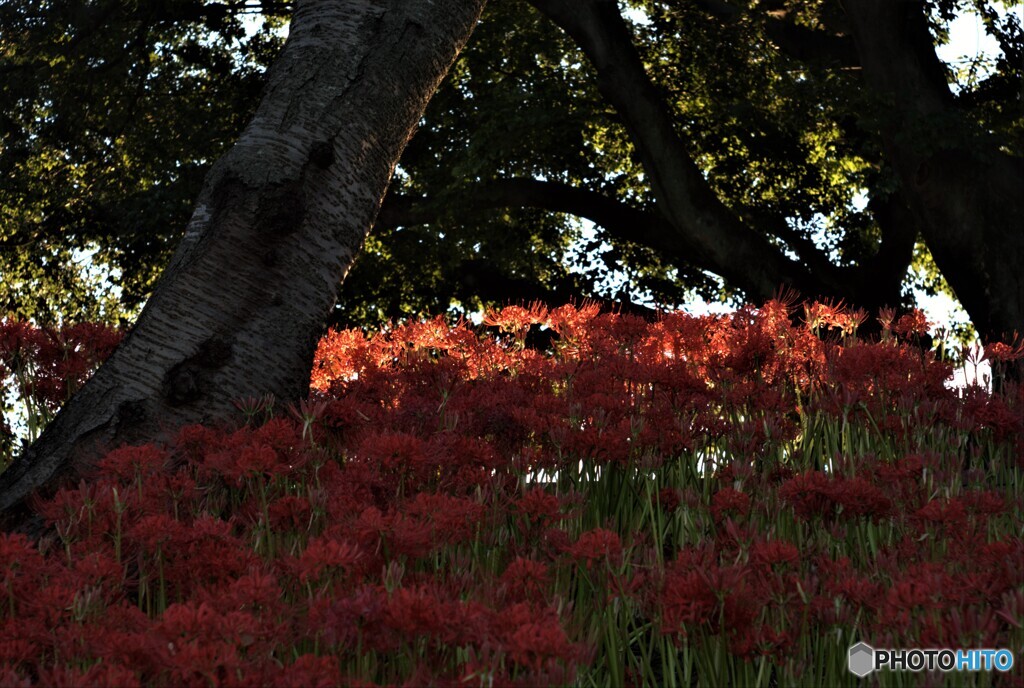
[2,0,1022,343]
[0,0,287,322]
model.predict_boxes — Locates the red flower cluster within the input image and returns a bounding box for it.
[0,321,121,408]
[1,320,121,462]
[0,299,1020,686]
[778,471,893,521]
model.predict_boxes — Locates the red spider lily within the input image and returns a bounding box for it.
[749,539,799,568]
[660,568,718,633]
[356,432,431,474]
[0,320,121,411]
[353,505,389,546]
[295,535,363,584]
[877,306,897,333]
[163,638,243,688]
[912,498,968,527]
[36,663,141,688]
[228,444,278,479]
[70,551,126,595]
[500,557,551,602]
[778,472,836,520]
[483,303,549,335]
[0,533,46,582]
[975,540,1021,570]
[709,487,751,521]
[538,527,572,559]
[201,570,283,614]
[173,423,225,461]
[494,602,584,671]
[0,638,36,666]
[311,328,369,390]
[984,339,1024,363]
[657,487,682,513]
[430,434,507,491]
[961,490,1007,516]
[158,601,267,657]
[95,444,169,482]
[892,309,931,338]
[125,514,188,552]
[996,589,1024,630]
[0,620,50,678]
[0,320,43,363]
[757,625,796,661]
[515,487,567,525]
[545,301,602,339]
[267,495,312,531]
[884,570,947,613]
[822,340,952,406]
[383,584,489,647]
[3,302,1023,686]
[929,606,1004,650]
[85,627,169,679]
[730,624,794,661]
[388,512,438,559]
[125,515,258,599]
[194,419,309,486]
[289,397,329,442]
[402,492,486,545]
[273,655,341,688]
[563,528,623,569]
[802,299,864,335]
[818,556,884,610]
[827,477,893,520]
[232,394,277,424]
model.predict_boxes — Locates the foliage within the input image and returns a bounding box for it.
[4,1,1021,330]
[1,300,1023,685]
[333,3,615,325]
[0,0,286,323]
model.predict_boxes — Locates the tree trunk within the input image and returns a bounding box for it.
[842,0,1024,346]
[0,0,485,526]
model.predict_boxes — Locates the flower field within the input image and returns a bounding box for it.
[0,299,1022,686]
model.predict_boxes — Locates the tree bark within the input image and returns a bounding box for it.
[0,0,485,525]
[842,0,1024,345]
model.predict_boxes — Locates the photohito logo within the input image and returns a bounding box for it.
[848,643,1014,677]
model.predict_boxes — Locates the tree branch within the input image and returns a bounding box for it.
[377,176,894,316]
[528,0,826,303]
[688,0,860,68]
[378,178,703,268]
[842,1,955,118]
[448,258,660,319]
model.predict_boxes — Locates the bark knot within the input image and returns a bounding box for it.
[309,139,335,169]
[255,180,305,237]
[164,336,234,406]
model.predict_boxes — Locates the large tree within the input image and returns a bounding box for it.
[2,0,1022,519]
[365,0,1022,341]
[4,1,1020,336]
[0,0,486,522]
